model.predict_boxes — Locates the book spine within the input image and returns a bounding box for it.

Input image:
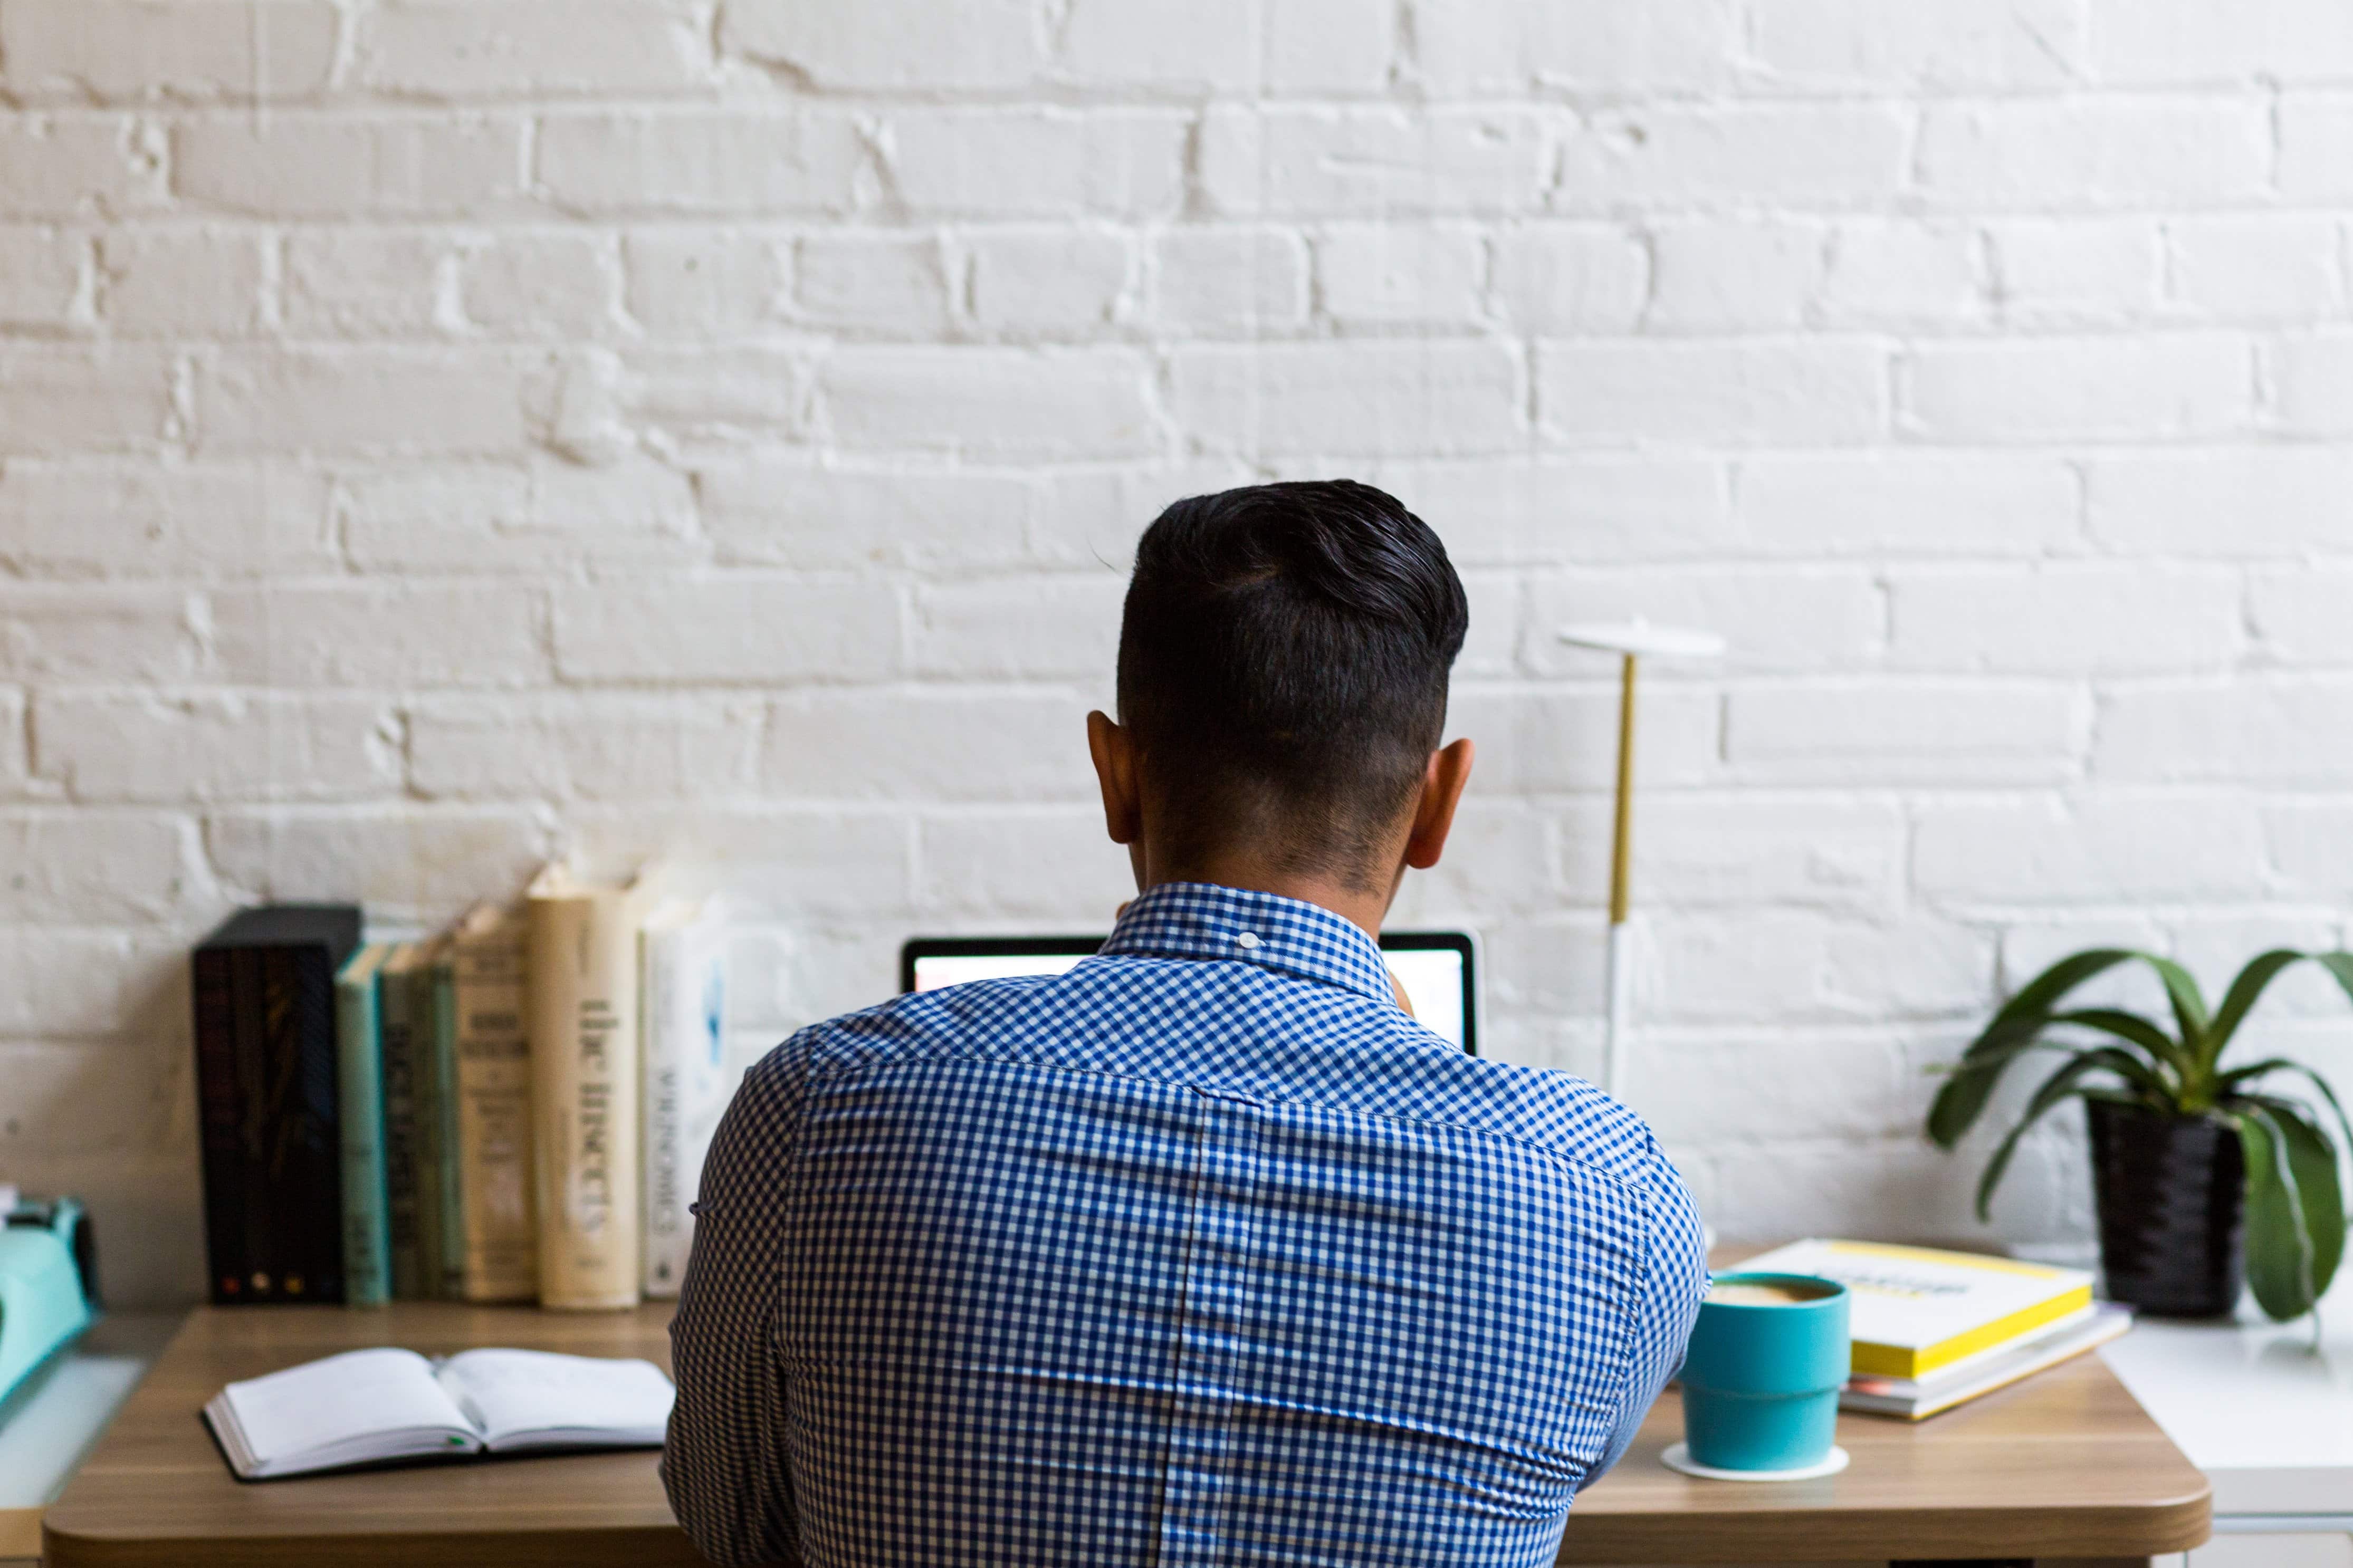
[528,888,643,1310]
[379,960,425,1300]
[454,920,538,1302]
[640,919,728,1298]
[192,947,246,1305]
[428,958,467,1299]
[333,958,393,1307]
[408,958,447,1301]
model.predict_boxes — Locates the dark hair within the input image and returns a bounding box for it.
[1116,480,1468,887]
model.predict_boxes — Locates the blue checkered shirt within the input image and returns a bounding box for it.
[664,882,1708,1567]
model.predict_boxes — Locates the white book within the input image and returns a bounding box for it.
[1842,1303,2134,1420]
[202,1346,674,1480]
[639,900,730,1298]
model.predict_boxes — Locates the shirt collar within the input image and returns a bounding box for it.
[1100,881,1397,1007]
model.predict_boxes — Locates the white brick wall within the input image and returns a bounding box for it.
[3,0,2349,1306]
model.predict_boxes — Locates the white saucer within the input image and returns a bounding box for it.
[1661,1441,1850,1482]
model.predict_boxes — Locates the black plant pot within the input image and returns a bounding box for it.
[2087,1098,2245,1319]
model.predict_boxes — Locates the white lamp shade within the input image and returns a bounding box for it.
[1557,620,1727,659]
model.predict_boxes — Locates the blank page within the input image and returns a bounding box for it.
[219,1348,476,1476]
[434,1349,675,1452]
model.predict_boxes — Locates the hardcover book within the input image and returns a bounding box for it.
[377,942,430,1300]
[452,903,538,1303]
[192,906,361,1306]
[332,943,396,1308]
[527,865,646,1311]
[639,900,730,1298]
[425,938,466,1300]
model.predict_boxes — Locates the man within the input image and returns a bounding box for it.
[665,480,1707,1566]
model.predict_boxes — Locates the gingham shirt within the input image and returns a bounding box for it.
[664,881,1707,1567]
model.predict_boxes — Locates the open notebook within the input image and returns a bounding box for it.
[203,1346,675,1480]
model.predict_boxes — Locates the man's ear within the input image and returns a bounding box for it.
[1086,710,1142,846]
[1402,737,1475,871]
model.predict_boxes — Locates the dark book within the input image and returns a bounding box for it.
[192,905,362,1306]
[378,941,430,1300]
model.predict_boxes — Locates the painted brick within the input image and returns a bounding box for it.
[720,0,1045,90]
[460,233,617,338]
[537,111,864,216]
[879,109,1187,219]
[1357,457,1733,565]
[1061,0,1257,89]
[1643,219,1824,332]
[1886,565,2242,675]
[0,227,88,331]
[1734,454,2080,558]
[1639,797,1906,911]
[2167,216,2346,320]
[1555,105,1909,209]
[623,228,786,336]
[1171,340,1523,456]
[1727,681,2082,784]
[2095,680,2353,784]
[2089,0,2353,84]
[0,344,178,455]
[1487,224,1647,334]
[1901,335,2252,442]
[914,808,1138,919]
[795,234,954,336]
[1448,687,1721,793]
[1914,795,2267,904]
[409,694,761,800]
[0,812,196,921]
[1416,0,1737,93]
[339,459,697,574]
[2086,449,2353,555]
[0,687,25,795]
[0,116,167,220]
[2252,564,2353,665]
[2280,96,2353,200]
[1200,107,1552,217]
[355,1,711,97]
[1638,1031,1917,1146]
[0,930,184,1037]
[620,348,811,446]
[699,462,1033,572]
[282,228,455,338]
[1262,0,1394,92]
[909,576,1124,682]
[97,229,265,336]
[969,228,1133,336]
[1539,339,1888,445]
[175,116,527,218]
[824,347,1161,460]
[1818,220,1985,328]
[765,691,1089,801]
[562,805,913,918]
[199,347,534,456]
[1747,0,2087,88]
[1985,218,2164,325]
[1025,461,1257,569]
[206,805,551,921]
[552,578,900,684]
[1,1,340,101]
[2269,802,2353,902]
[0,585,207,681]
[2265,332,2353,437]
[209,581,549,687]
[1316,224,1486,329]
[1149,228,1311,336]
[1916,99,2270,207]
[1398,802,1560,919]
[34,690,396,803]
[1526,566,1882,676]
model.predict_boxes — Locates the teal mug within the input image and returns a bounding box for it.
[1679,1273,1849,1472]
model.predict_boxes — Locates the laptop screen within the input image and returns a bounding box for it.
[902,932,1478,1054]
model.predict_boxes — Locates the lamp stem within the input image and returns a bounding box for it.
[1602,651,1638,1096]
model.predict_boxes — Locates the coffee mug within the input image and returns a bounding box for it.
[1678,1272,1849,1473]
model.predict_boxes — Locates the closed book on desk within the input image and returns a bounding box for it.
[639,899,729,1299]
[1843,1302,2133,1419]
[528,865,645,1311]
[332,943,396,1308]
[1737,1238,2097,1380]
[452,904,537,1303]
[192,905,361,1305]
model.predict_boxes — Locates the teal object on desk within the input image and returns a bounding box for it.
[1679,1273,1849,1473]
[0,1197,97,1416]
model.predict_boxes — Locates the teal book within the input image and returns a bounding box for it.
[427,947,467,1300]
[377,942,429,1300]
[333,943,396,1307]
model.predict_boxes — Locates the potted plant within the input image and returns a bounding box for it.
[1928,947,2353,1322]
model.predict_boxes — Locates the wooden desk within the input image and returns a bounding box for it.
[47,1298,2209,1567]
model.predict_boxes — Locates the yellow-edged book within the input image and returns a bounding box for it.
[1732,1239,2096,1380]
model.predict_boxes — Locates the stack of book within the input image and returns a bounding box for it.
[190,868,731,1312]
[1734,1238,2132,1420]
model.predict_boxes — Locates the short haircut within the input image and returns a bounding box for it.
[1116,480,1469,887]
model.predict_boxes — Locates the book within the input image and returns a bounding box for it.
[376,942,431,1300]
[191,906,361,1306]
[639,900,730,1298]
[1842,1303,2134,1419]
[331,943,396,1309]
[202,1345,674,1481]
[425,939,466,1299]
[451,903,538,1302]
[1734,1238,2097,1380]
[527,864,646,1311]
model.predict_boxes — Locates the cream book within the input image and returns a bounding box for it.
[203,1346,673,1480]
[453,903,537,1303]
[1733,1239,2096,1380]
[639,899,730,1299]
[527,864,646,1311]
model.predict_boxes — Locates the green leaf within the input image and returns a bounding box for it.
[1968,949,2141,1059]
[2314,953,2353,1011]
[1927,1032,2059,1148]
[1975,1052,2116,1222]
[1931,951,2146,1148]
[2235,1105,2321,1322]
[2059,1044,2175,1103]
[2208,950,2310,1060]
[2140,954,2213,1074]
[2047,1008,2189,1090]
[2220,1059,2353,1162]
[2242,1093,2348,1310]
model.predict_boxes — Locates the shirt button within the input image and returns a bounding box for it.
[1235,931,1261,951]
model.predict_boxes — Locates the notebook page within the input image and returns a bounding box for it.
[221,1348,476,1473]
[434,1349,675,1451]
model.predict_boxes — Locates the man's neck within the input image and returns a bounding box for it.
[1142,854,1398,941]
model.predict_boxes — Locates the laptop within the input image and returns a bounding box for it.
[901,930,1480,1055]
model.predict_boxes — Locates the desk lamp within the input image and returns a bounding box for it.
[1557,620,1726,1101]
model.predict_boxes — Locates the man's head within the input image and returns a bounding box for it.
[1086,480,1474,921]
